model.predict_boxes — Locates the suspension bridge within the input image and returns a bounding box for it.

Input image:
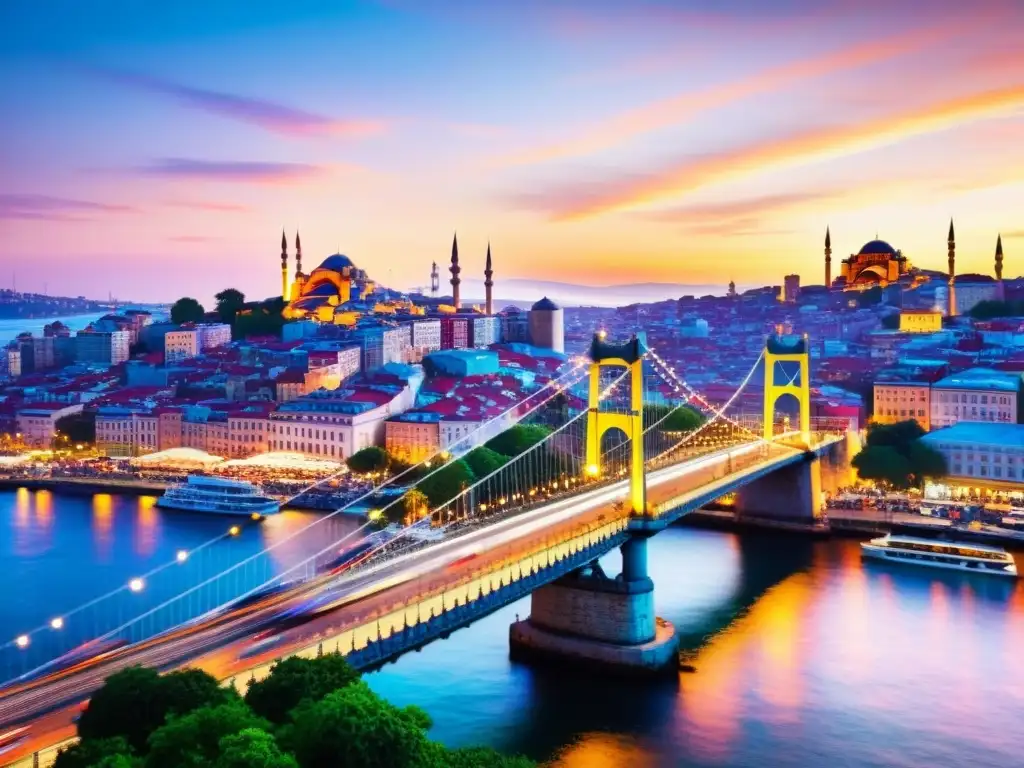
[0,332,854,767]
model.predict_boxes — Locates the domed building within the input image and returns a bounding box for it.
[279,232,376,324]
[528,296,565,353]
[834,239,911,289]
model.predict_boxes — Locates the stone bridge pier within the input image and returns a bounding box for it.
[509,531,679,676]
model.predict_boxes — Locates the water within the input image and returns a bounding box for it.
[0,313,107,345]
[3,489,1024,767]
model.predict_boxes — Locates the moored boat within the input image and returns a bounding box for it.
[157,475,280,516]
[861,533,1017,578]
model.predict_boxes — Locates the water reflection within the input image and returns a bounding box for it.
[92,493,114,560]
[134,496,159,557]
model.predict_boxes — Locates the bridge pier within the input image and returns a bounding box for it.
[734,456,823,522]
[509,534,678,677]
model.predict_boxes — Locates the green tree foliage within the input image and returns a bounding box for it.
[464,446,509,478]
[279,682,436,768]
[485,424,552,458]
[244,654,360,726]
[145,701,269,768]
[969,299,1024,320]
[214,728,298,768]
[402,488,430,523]
[417,459,475,508]
[234,297,287,340]
[55,412,96,444]
[53,737,136,768]
[170,297,206,325]
[215,288,247,325]
[76,667,232,753]
[852,420,948,489]
[445,746,538,768]
[647,404,704,432]
[346,445,392,474]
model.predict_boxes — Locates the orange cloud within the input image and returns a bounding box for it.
[549,84,1024,220]
[498,20,966,168]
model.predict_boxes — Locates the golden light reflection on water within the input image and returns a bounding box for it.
[13,486,32,556]
[92,493,114,560]
[135,496,159,557]
[552,732,657,768]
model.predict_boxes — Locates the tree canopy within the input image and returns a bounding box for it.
[244,654,360,726]
[646,404,704,432]
[417,458,475,508]
[234,297,287,340]
[55,412,96,445]
[969,299,1024,320]
[464,446,509,478]
[485,424,552,458]
[215,289,247,325]
[170,297,206,325]
[64,654,534,768]
[852,420,947,489]
[346,445,392,474]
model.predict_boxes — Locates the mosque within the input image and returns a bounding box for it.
[824,221,1009,317]
[277,231,497,325]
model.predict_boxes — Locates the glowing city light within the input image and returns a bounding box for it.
[229,525,240,536]
[586,464,599,476]
[129,577,145,592]
[176,550,188,563]
[15,635,29,649]
[368,509,383,521]
[49,617,64,630]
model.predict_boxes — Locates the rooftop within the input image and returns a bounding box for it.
[932,367,1023,392]
[922,422,1024,448]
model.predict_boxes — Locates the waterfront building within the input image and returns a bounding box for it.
[528,297,565,353]
[873,380,931,430]
[899,309,942,334]
[4,345,21,378]
[75,329,130,366]
[96,406,159,456]
[930,367,1023,429]
[922,422,1024,491]
[164,329,199,362]
[16,402,84,447]
[385,412,441,463]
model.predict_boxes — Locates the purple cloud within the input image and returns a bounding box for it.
[0,193,137,222]
[97,69,388,138]
[164,199,250,213]
[134,158,324,184]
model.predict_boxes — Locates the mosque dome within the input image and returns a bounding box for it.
[531,296,560,311]
[857,240,897,256]
[316,254,355,272]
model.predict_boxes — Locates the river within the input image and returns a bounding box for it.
[2,488,1023,767]
[0,314,108,346]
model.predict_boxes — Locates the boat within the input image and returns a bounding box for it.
[157,475,280,516]
[861,533,1018,578]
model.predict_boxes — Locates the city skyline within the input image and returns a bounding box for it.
[2,0,1024,304]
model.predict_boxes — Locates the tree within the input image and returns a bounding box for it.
[402,488,430,524]
[279,682,436,768]
[417,459,475,508]
[464,446,509,478]
[170,297,206,325]
[346,446,391,474]
[145,701,269,768]
[852,420,948,489]
[244,654,360,726]
[55,412,95,445]
[215,728,298,768]
[485,424,552,458]
[215,289,247,325]
[856,285,883,307]
[660,406,704,432]
[235,297,287,340]
[445,746,537,768]
[53,737,136,768]
[76,667,231,753]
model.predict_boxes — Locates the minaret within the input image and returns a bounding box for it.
[295,231,303,279]
[280,230,289,302]
[947,218,956,317]
[450,232,461,309]
[996,234,1005,301]
[824,226,832,288]
[484,242,494,315]
[430,262,440,296]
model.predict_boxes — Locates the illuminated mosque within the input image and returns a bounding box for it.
[824,220,1009,317]
[278,231,496,325]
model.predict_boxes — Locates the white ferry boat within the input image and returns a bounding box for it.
[157,475,280,517]
[861,533,1017,578]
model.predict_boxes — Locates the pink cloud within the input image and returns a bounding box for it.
[164,199,250,213]
[133,158,325,185]
[0,193,138,222]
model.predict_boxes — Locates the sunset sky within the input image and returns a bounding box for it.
[2,0,1023,305]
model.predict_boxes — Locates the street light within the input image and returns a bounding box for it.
[176,550,188,563]
[229,525,240,536]
[129,577,145,592]
[49,617,64,630]
[15,634,29,649]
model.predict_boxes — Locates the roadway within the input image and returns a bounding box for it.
[0,438,805,767]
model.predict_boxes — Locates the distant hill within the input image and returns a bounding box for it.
[453,278,735,308]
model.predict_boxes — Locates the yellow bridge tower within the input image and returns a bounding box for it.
[585,333,647,516]
[763,333,811,447]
